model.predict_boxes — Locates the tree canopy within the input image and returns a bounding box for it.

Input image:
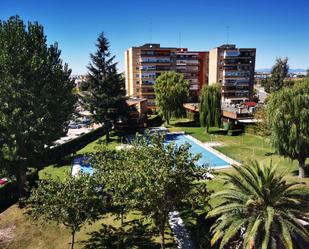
[93,134,210,249]
[267,79,309,178]
[207,161,309,249]
[28,174,107,249]
[199,84,221,132]
[154,71,189,124]
[81,32,128,143]
[0,16,76,197]
[262,58,289,93]
[92,148,135,226]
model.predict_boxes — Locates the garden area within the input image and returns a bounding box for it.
[0,132,176,249]
[1,116,309,248]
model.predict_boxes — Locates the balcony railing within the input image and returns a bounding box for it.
[223,50,240,58]
[140,58,171,63]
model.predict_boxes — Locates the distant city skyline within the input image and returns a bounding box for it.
[1,0,309,74]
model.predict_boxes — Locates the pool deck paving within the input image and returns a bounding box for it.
[168,211,196,249]
[185,134,241,167]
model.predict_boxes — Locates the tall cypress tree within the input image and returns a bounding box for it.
[81,33,128,143]
[199,84,221,132]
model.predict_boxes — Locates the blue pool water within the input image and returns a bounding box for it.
[72,156,94,175]
[165,134,230,168]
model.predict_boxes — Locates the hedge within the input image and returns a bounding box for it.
[147,115,163,127]
[39,126,106,167]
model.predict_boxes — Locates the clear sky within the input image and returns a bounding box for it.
[1,0,309,74]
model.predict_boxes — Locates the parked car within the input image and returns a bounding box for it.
[0,178,8,185]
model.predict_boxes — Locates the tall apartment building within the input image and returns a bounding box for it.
[176,49,209,100]
[209,44,256,103]
[125,43,209,110]
[125,44,177,110]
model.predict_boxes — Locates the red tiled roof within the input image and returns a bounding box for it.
[244,102,257,107]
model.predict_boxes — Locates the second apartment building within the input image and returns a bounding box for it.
[125,43,256,110]
[125,43,209,110]
[209,44,256,103]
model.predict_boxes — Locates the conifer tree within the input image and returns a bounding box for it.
[262,58,289,93]
[81,33,128,143]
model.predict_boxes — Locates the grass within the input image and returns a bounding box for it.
[39,132,122,181]
[2,131,176,249]
[2,119,309,248]
[0,205,175,249]
[167,118,309,186]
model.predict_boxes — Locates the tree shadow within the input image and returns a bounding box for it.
[173,120,199,127]
[264,152,276,157]
[82,219,160,249]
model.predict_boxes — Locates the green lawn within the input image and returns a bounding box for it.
[0,205,175,249]
[39,132,122,180]
[2,132,176,249]
[2,119,309,248]
[167,118,309,186]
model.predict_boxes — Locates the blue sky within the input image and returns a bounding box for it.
[1,0,309,74]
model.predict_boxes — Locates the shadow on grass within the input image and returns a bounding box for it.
[82,220,161,249]
[52,155,75,167]
[264,152,276,157]
[173,120,200,127]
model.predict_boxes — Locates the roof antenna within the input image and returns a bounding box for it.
[150,19,152,43]
[226,25,230,45]
[179,32,182,48]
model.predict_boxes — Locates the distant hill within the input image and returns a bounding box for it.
[256,68,307,73]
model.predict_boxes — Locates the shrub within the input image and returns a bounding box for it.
[147,114,163,127]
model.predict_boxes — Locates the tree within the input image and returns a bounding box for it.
[254,106,271,137]
[93,148,135,226]
[199,84,221,132]
[207,161,309,249]
[267,79,309,178]
[28,174,107,249]
[154,71,189,124]
[262,58,289,93]
[126,134,209,249]
[0,16,76,198]
[81,33,128,143]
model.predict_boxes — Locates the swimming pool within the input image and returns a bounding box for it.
[165,133,230,168]
[71,156,94,176]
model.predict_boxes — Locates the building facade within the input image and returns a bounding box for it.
[125,44,177,110]
[125,44,209,110]
[176,48,209,100]
[209,44,256,103]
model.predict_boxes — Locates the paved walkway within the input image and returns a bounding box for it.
[168,211,196,249]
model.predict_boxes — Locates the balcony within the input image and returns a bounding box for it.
[223,78,250,85]
[141,73,156,79]
[190,84,199,90]
[223,70,251,78]
[140,57,171,63]
[186,60,199,65]
[223,50,240,58]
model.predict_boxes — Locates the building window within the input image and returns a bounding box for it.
[136,74,139,77]
[136,81,139,84]
[136,67,139,70]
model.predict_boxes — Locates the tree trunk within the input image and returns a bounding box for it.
[17,166,27,204]
[159,225,165,249]
[105,127,110,144]
[298,159,306,178]
[120,212,124,227]
[70,230,76,249]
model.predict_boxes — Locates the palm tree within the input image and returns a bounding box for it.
[207,161,309,249]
